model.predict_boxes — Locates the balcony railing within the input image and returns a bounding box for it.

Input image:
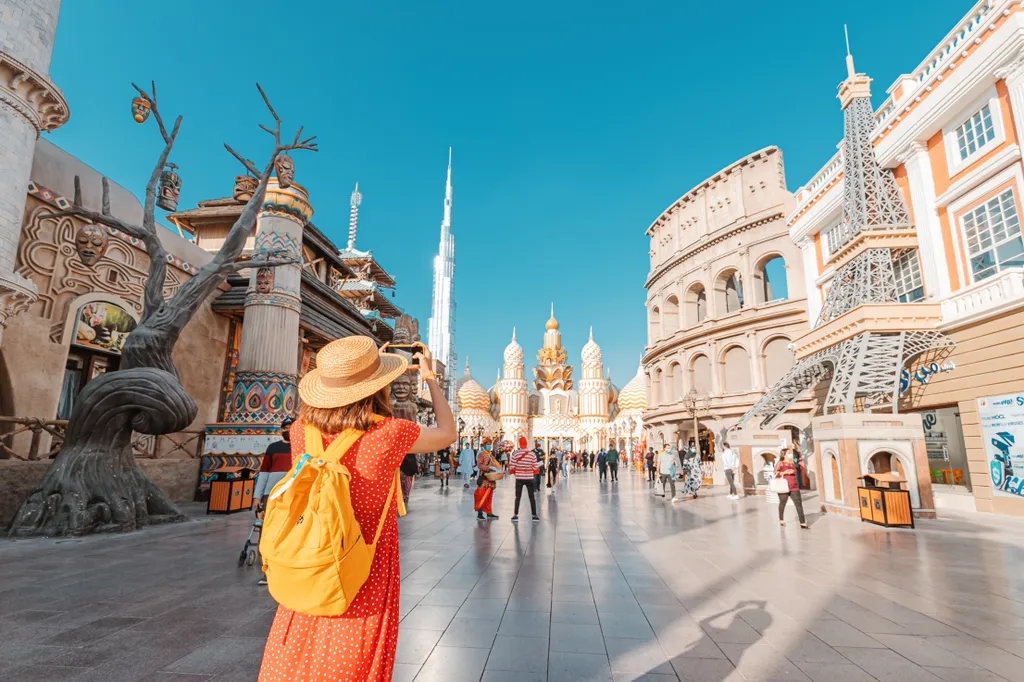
[0,418,205,461]
[940,268,1024,327]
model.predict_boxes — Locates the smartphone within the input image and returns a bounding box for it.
[386,342,424,367]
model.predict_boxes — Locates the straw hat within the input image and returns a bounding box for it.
[299,336,407,409]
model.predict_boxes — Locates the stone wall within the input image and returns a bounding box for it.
[0,458,201,525]
[0,0,61,75]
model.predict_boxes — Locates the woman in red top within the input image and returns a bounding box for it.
[774,448,808,529]
[258,337,456,682]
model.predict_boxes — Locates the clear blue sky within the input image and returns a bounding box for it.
[47,0,970,389]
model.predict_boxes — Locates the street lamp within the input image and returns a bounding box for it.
[457,417,466,450]
[684,388,711,456]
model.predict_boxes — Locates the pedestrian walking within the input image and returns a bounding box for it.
[399,452,418,504]
[547,450,559,487]
[253,417,294,587]
[722,441,740,500]
[258,336,456,682]
[775,449,808,528]
[597,449,608,482]
[533,443,545,491]
[560,449,570,478]
[656,446,679,502]
[475,448,501,521]
[645,447,656,485]
[458,441,475,489]
[607,445,620,482]
[437,447,452,490]
[509,437,540,522]
[680,445,703,499]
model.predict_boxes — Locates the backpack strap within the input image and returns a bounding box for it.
[370,469,404,547]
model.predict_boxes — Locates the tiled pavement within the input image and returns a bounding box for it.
[2,470,1024,681]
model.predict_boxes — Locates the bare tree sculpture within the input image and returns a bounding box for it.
[7,83,317,537]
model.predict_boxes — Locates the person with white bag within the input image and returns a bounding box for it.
[772,449,807,528]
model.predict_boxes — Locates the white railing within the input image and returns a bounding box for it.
[940,268,1024,326]
[795,151,843,206]
[874,1,995,127]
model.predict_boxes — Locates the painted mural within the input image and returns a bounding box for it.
[74,302,136,354]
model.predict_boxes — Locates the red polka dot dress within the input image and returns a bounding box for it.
[259,417,420,682]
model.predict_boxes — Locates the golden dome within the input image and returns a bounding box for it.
[581,327,602,366]
[456,361,491,412]
[618,365,647,412]
[545,303,559,330]
[504,328,524,365]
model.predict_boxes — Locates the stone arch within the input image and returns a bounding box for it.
[663,294,680,336]
[713,267,744,316]
[761,335,795,386]
[720,344,751,394]
[863,447,920,507]
[57,292,141,348]
[690,354,712,395]
[821,448,843,503]
[669,361,684,403]
[649,303,661,343]
[752,252,789,305]
[684,282,708,327]
[651,366,663,407]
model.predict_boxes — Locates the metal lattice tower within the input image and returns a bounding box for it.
[737,51,952,429]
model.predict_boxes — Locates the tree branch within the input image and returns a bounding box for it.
[223,144,261,177]
[39,175,148,240]
[225,257,299,273]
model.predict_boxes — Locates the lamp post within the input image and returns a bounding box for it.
[457,417,466,450]
[626,416,637,455]
[684,388,711,457]
[472,424,483,450]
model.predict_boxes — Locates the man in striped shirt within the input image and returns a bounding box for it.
[509,437,540,522]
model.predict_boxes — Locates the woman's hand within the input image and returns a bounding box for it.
[414,344,436,381]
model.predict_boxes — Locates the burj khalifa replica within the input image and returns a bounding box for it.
[428,148,457,403]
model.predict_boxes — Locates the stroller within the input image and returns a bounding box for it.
[237,502,263,568]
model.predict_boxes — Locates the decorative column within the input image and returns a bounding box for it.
[0,0,69,342]
[797,238,822,321]
[897,141,950,299]
[202,178,311,488]
[997,49,1024,145]
[228,179,310,424]
[708,339,721,395]
[748,331,764,391]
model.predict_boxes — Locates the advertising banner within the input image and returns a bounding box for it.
[977,393,1024,498]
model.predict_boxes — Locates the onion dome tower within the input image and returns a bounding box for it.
[534,304,573,391]
[578,327,610,447]
[499,328,529,444]
[457,359,498,441]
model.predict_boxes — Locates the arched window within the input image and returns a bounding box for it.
[691,355,712,394]
[714,269,744,315]
[671,362,684,402]
[649,305,661,343]
[756,256,789,304]
[685,284,707,326]
[830,455,842,501]
[663,364,675,404]
[663,295,680,335]
[722,346,751,393]
[868,451,905,478]
[762,337,795,385]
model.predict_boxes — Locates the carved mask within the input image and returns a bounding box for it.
[391,373,413,402]
[75,224,109,266]
[233,175,257,202]
[255,267,274,294]
[275,153,295,189]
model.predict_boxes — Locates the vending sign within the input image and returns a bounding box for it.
[977,393,1024,498]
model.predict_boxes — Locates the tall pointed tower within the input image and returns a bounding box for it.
[428,148,456,401]
[534,305,573,391]
[578,327,609,446]
[738,39,949,519]
[740,44,951,426]
[499,328,529,443]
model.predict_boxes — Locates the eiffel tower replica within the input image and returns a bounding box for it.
[738,48,953,433]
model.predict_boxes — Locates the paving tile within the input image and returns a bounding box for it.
[552,599,600,625]
[481,670,546,682]
[606,635,675,674]
[497,609,550,638]
[400,604,460,631]
[162,637,266,676]
[439,616,500,649]
[392,662,421,682]
[874,633,981,669]
[836,647,945,682]
[794,662,878,682]
[669,655,740,682]
[395,627,443,666]
[808,619,885,649]
[548,651,613,682]
[551,622,606,654]
[484,635,547,673]
[414,645,490,681]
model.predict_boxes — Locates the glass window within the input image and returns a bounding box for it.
[822,221,843,256]
[893,249,925,302]
[961,189,1024,281]
[955,104,996,161]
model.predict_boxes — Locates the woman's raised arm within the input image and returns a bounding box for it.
[409,347,457,454]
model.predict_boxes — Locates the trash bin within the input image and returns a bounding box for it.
[207,466,256,514]
[857,472,914,528]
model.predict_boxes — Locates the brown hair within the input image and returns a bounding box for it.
[299,386,393,433]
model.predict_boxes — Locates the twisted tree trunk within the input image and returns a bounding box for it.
[5,83,315,538]
[8,369,196,536]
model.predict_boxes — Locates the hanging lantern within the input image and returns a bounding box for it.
[131,95,151,124]
[156,162,182,212]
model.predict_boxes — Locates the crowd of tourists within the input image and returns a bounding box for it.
[247,337,811,680]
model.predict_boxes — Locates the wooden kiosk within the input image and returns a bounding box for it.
[858,472,914,529]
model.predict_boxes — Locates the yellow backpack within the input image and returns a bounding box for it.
[260,420,406,616]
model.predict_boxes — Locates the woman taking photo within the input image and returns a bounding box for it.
[775,448,808,529]
[258,336,456,682]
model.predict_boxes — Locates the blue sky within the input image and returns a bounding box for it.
[47,0,970,389]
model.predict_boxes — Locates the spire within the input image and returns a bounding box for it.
[589,325,593,340]
[512,326,516,341]
[347,182,362,250]
[443,146,453,227]
[844,24,855,78]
